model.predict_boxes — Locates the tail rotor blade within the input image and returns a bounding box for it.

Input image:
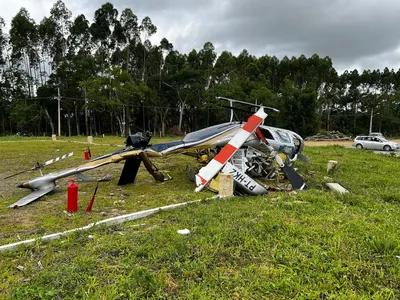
[4,152,74,179]
[42,152,74,168]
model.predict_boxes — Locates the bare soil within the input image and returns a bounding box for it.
[305,139,400,147]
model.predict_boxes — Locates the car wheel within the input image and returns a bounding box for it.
[356,144,363,149]
[383,145,391,151]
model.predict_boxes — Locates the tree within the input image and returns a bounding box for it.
[139,16,157,82]
[119,8,139,72]
[82,67,147,136]
[9,8,39,97]
[90,2,119,71]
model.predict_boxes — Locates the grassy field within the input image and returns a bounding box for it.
[0,135,400,299]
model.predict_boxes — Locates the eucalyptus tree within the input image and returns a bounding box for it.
[9,8,39,97]
[118,8,139,72]
[90,2,119,72]
[0,17,10,133]
[139,16,157,82]
[213,50,236,84]
[278,79,319,137]
[82,67,147,136]
[67,14,98,135]
[0,17,6,66]
[48,0,72,69]
[68,14,91,55]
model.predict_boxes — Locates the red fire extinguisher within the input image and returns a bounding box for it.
[84,147,91,160]
[67,179,78,212]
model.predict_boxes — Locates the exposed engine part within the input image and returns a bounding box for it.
[230,146,276,179]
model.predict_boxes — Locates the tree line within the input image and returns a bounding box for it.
[1,1,400,138]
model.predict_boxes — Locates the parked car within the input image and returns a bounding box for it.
[352,136,400,151]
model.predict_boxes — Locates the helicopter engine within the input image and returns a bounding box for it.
[230,146,277,179]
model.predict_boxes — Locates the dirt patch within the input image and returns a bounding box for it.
[305,140,353,147]
[305,139,400,147]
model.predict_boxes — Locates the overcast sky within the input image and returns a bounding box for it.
[1,0,400,73]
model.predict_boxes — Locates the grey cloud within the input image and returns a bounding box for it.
[2,0,400,71]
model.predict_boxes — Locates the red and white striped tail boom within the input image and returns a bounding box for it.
[195,108,268,192]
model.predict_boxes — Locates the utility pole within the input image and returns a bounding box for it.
[369,107,380,135]
[57,86,61,136]
[142,100,145,132]
[369,108,373,135]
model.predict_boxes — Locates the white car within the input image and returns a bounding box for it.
[352,136,400,151]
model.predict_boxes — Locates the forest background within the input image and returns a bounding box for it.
[0,1,399,138]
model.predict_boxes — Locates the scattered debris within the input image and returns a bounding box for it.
[37,261,43,269]
[16,265,24,271]
[177,229,191,235]
[327,160,338,174]
[305,131,352,141]
[88,235,94,239]
[325,183,349,194]
[114,200,126,205]
[63,211,74,217]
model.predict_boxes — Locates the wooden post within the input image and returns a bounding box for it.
[327,160,338,174]
[88,136,93,144]
[219,173,233,198]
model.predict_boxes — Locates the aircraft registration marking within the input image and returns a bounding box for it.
[228,167,257,191]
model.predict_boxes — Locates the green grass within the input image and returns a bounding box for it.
[0,137,400,299]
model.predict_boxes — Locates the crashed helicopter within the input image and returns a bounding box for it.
[7,97,308,208]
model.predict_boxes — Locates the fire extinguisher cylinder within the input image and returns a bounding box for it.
[67,180,78,212]
[84,149,90,160]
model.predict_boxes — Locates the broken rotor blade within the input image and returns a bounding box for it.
[274,154,307,190]
[195,107,268,192]
[297,153,310,164]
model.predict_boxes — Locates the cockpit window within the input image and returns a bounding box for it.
[260,128,274,140]
[276,130,291,143]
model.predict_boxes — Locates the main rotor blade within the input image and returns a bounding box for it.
[195,107,267,192]
[221,105,254,115]
[217,96,280,112]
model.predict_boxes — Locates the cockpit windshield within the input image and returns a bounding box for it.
[276,130,291,143]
